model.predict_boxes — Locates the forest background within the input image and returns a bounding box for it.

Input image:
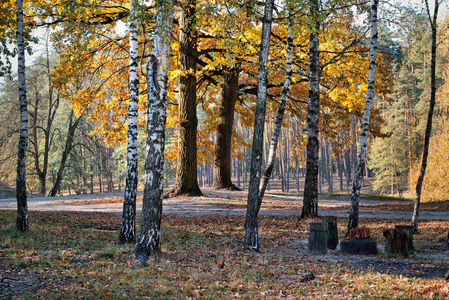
[1,0,449,203]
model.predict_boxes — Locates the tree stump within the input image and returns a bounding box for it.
[308,222,328,254]
[323,216,338,250]
[394,225,414,250]
[383,228,409,258]
[340,227,378,255]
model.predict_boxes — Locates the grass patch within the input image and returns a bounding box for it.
[0,210,448,299]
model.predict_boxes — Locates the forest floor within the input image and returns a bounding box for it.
[1,188,449,298]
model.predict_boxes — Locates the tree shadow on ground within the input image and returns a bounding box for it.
[352,259,447,279]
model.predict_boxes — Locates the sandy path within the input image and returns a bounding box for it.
[1,188,448,220]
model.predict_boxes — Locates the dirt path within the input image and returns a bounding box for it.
[1,188,448,220]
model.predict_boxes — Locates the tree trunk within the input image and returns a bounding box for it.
[119,0,140,245]
[244,0,274,251]
[167,0,202,197]
[135,0,173,265]
[30,87,45,195]
[344,148,351,191]
[48,111,80,196]
[259,12,293,200]
[411,0,439,233]
[212,69,239,189]
[16,0,28,231]
[336,154,343,191]
[301,0,321,219]
[326,140,333,193]
[347,0,379,232]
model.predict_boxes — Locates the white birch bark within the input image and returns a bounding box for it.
[244,0,275,251]
[411,0,439,233]
[119,0,140,244]
[259,11,294,201]
[347,0,379,232]
[135,0,173,265]
[16,0,29,232]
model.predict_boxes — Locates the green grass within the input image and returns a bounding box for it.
[0,210,448,299]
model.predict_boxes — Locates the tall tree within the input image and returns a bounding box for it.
[48,111,81,196]
[411,0,440,233]
[301,0,321,219]
[28,49,59,196]
[135,0,173,265]
[119,0,140,245]
[16,0,29,231]
[244,0,275,251]
[259,9,294,201]
[167,0,202,197]
[212,68,239,190]
[347,0,379,232]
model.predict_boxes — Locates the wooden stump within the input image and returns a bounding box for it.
[308,222,328,254]
[394,225,414,250]
[383,228,410,258]
[323,216,338,250]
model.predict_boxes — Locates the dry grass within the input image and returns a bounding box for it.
[0,210,448,299]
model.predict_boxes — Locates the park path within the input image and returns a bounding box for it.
[0,188,448,221]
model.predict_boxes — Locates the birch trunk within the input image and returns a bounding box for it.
[301,0,320,219]
[244,0,274,251]
[16,0,28,231]
[135,0,173,265]
[167,0,202,197]
[347,0,379,232]
[411,0,439,233]
[119,0,140,245]
[259,12,293,201]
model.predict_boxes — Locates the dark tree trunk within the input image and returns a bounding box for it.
[336,155,343,191]
[301,0,320,219]
[344,148,351,190]
[411,0,439,233]
[135,0,173,265]
[244,0,274,251]
[16,0,28,231]
[326,140,333,193]
[347,0,379,232]
[48,112,80,197]
[167,0,202,197]
[212,69,239,189]
[119,0,139,245]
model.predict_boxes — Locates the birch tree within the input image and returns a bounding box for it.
[119,0,140,244]
[16,0,29,231]
[411,0,440,233]
[347,0,379,232]
[135,0,173,265]
[244,0,275,251]
[259,10,294,201]
[301,0,321,219]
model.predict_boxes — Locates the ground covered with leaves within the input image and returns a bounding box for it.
[1,210,448,299]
